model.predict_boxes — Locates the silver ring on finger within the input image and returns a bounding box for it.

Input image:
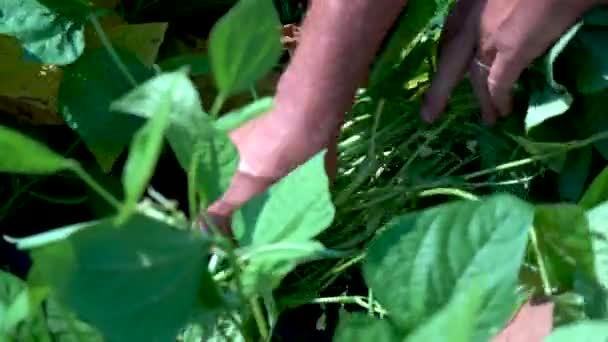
[474,57,491,73]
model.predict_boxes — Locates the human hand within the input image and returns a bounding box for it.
[205,0,406,232]
[421,0,607,125]
[206,108,340,232]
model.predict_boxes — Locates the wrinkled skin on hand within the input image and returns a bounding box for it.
[421,0,608,125]
[206,0,406,230]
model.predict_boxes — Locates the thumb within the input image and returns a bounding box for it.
[206,171,275,233]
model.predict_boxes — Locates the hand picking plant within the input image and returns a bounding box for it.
[2,0,608,341]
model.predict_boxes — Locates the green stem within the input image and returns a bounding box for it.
[188,152,201,221]
[211,93,226,117]
[249,85,259,100]
[228,312,253,342]
[417,188,479,201]
[464,130,608,181]
[529,227,553,296]
[71,165,121,209]
[89,13,138,87]
[250,297,270,341]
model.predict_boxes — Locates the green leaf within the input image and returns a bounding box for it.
[363,194,534,340]
[406,284,483,342]
[0,125,75,174]
[545,320,608,341]
[0,0,85,64]
[208,0,283,97]
[525,85,573,133]
[110,67,240,207]
[533,204,594,289]
[582,90,608,160]
[0,271,50,341]
[572,28,608,94]
[238,241,328,295]
[111,70,191,223]
[45,296,104,342]
[333,313,401,342]
[58,48,154,171]
[579,166,608,210]
[583,5,608,27]
[28,213,223,342]
[4,220,99,250]
[214,97,274,132]
[369,0,451,86]
[544,22,582,91]
[37,0,92,18]
[586,202,608,296]
[232,150,335,246]
[558,146,592,202]
[158,53,210,76]
[168,126,239,207]
[524,22,582,132]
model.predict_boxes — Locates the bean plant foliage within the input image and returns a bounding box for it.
[2,0,608,341]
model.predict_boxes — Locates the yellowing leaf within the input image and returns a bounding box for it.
[87,23,169,66]
[0,35,63,125]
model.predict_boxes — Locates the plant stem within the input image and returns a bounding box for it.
[188,151,201,221]
[249,297,270,341]
[89,13,138,87]
[249,85,259,100]
[529,227,553,296]
[417,188,479,201]
[464,130,608,181]
[71,165,121,209]
[211,93,226,117]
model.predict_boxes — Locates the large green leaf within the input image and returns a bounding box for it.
[238,241,327,296]
[363,194,534,341]
[231,151,335,294]
[110,70,193,222]
[109,66,239,207]
[27,213,222,342]
[208,0,283,97]
[545,320,608,341]
[405,284,483,342]
[579,166,608,210]
[571,28,608,94]
[45,296,103,342]
[0,0,85,64]
[0,125,75,174]
[534,204,594,289]
[232,150,335,246]
[158,53,210,77]
[58,48,154,171]
[0,271,50,341]
[333,313,401,342]
[167,124,239,207]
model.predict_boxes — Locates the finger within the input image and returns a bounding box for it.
[487,49,530,116]
[438,0,479,52]
[421,1,481,123]
[206,171,275,232]
[469,59,499,125]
